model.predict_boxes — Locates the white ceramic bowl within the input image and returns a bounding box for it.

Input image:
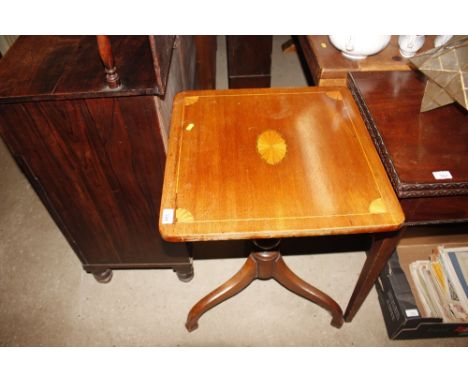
[398,35,425,58]
[434,35,453,48]
[329,35,391,60]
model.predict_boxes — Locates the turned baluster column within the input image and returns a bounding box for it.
[96,35,121,89]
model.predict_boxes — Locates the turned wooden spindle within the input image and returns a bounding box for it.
[96,35,121,89]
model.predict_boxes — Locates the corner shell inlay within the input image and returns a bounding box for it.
[176,208,194,223]
[368,198,387,214]
[325,91,343,101]
[184,96,199,106]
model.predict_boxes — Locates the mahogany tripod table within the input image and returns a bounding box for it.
[159,87,404,331]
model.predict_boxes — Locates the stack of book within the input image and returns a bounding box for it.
[409,246,468,322]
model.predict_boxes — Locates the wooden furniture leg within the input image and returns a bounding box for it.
[92,269,113,283]
[186,247,343,332]
[281,38,296,53]
[186,256,257,332]
[344,228,406,322]
[272,255,343,328]
[174,263,195,283]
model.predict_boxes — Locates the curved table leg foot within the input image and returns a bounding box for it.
[272,256,344,328]
[185,256,257,332]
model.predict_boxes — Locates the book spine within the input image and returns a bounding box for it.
[448,251,468,297]
[441,249,468,312]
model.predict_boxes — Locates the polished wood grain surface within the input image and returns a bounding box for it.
[349,71,468,196]
[160,87,404,242]
[298,36,436,86]
[0,36,159,102]
[349,70,468,224]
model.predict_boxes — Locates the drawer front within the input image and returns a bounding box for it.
[401,195,468,225]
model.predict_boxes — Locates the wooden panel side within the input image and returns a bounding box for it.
[148,35,176,95]
[401,196,468,225]
[154,35,197,146]
[195,36,217,90]
[226,36,272,88]
[0,97,189,265]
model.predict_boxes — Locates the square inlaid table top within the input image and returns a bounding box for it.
[159,87,404,242]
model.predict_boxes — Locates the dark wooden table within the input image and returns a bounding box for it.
[297,36,436,86]
[347,70,468,320]
[159,86,404,331]
[349,71,468,223]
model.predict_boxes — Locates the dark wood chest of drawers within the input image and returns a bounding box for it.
[0,36,210,282]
